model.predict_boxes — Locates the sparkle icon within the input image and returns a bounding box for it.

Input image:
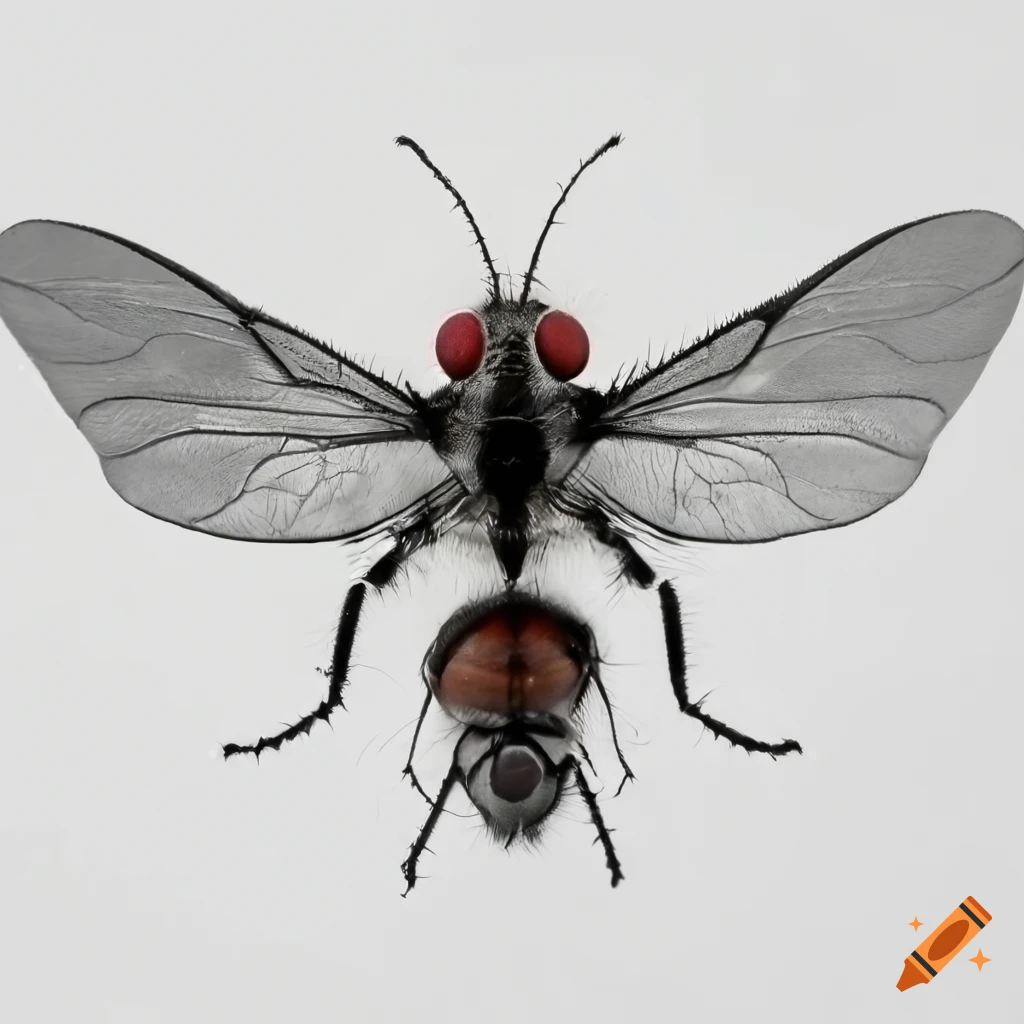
[909,917,923,931]
[968,950,991,971]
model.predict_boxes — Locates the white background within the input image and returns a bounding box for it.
[1,2,1021,1021]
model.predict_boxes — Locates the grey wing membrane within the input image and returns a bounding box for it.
[0,220,459,540]
[569,211,1024,544]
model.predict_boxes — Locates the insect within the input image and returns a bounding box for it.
[400,590,626,893]
[1,136,1021,889]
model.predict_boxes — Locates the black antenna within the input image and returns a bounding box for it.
[395,136,502,301]
[519,134,622,304]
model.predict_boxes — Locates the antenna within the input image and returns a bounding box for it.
[395,136,502,301]
[519,134,622,305]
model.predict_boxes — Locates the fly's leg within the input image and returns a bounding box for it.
[590,524,799,756]
[222,522,433,761]
[401,761,460,896]
[581,517,650,789]
[573,761,624,888]
[658,580,802,758]
[402,690,435,804]
[589,669,636,796]
[588,515,655,589]
[222,583,366,760]
[575,740,599,778]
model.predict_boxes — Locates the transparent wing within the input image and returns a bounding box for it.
[0,220,460,540]
[568,211,1024,545]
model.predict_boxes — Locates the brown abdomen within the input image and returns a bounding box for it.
[436,607,582,715]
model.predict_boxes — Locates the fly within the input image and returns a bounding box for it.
[1,137,1022,890]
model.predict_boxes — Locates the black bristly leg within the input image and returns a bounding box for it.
[572,517,647,792]
[222,521,433,761]
[402,689,435,804]
[589,670,636,796]
[658,580,802,758]
[222,582,367,760]
[575,740,599,779]
[588,515,655,589]
[573,761,624,888]
[401,761,460,896]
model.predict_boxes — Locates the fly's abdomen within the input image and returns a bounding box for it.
[435,606,583,720]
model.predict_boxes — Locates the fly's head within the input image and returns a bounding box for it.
[397,133,616,419]
[433,299,590,416]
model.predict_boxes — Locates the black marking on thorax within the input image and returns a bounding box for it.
[479,350,550,582]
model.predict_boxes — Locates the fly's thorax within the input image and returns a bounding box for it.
[475,307,572,500]
[456,725,574,837]
[424,300,598,583]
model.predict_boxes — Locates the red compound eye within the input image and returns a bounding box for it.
[435,311,485,380]
[534,310,589,381]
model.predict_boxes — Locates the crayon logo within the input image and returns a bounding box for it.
[897,896,992,991]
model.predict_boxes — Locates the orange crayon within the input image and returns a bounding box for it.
[897,896,992,991]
